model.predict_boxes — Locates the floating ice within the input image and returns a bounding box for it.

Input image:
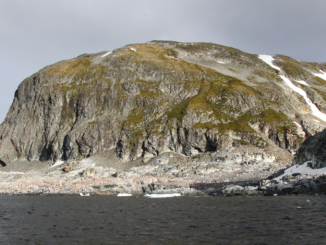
[80,193,90,196]
[101,51,112,57]
[144,193,181,198]
[117,193,132,197]
[258,55,282,72]
[273,162,326,182]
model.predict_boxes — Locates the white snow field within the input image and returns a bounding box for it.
[259,55,326,122]
[258,55,282,72]
[101,51,111,57]
[273,162,326,182]
[314,70,326,81]
[144,193,181,198]
[216,61,225,64]
[130,48,137,52]
[117,193,132,197]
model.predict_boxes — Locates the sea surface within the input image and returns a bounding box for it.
[0,194,325,244]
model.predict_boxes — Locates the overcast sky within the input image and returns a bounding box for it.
[1,0,326,123]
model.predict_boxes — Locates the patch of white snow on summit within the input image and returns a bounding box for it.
[274,162,326,182]
[101,51,112,57]
[130,48,137,52]
[314,70,326,81]
[258,55,282,72]
[295,80,310,86]
[279,75,326,122]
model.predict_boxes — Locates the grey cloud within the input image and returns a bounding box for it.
[0,0,325,122]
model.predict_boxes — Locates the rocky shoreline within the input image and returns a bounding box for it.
[1,150,325,197]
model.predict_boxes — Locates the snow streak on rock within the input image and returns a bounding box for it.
[295,80,310,86]
[314,70,326,81]
[258,55,282,72]
[101,51,112,57]
[259,55,326,122]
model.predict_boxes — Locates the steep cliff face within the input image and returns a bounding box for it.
[293,128,326,168]
[0,41,326,166]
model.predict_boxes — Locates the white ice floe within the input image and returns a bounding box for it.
[144,193,181,198]
[295,80,310,86]
[258,55,282,72]
[273,162,326,182]
[314,70,326,81]
[80,193,90,196]
[49,160,65,168]
[130,48,137,52]
[117,193,132,197]
[279,75,326,122]
[101,51,112,57]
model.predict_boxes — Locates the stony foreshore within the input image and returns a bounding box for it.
[1,150,326,197]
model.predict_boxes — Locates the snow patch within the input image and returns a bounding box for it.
[279,75,326,122]
[314,70,326,81]
[101,51,111,57]
[117,193,132,197]
[49,161,64,169]
[216,61,225,64]
[295,80,310,86]
[294,121,303,130]
[259,54,326,123]
[144,193,181,198]
[273,162,326,182]
[130,48,137,52]
[258,55,282,72]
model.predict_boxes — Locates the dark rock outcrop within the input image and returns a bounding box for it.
[294,128,326,168]
[0,41,325,168]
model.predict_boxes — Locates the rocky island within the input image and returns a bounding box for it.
[1,41,326,196]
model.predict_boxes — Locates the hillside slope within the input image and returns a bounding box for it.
[1,41,326,169]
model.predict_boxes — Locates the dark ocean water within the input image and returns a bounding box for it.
[0,194,325,245]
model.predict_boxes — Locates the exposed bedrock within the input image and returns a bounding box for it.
[0,41,326,168]
[294,128,326,168]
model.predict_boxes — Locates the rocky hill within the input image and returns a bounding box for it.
[1,41,326,171]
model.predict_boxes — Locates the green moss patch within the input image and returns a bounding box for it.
[240,108,296,134]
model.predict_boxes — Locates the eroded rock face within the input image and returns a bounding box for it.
[293,128,326,168]
[0,41,325,167]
